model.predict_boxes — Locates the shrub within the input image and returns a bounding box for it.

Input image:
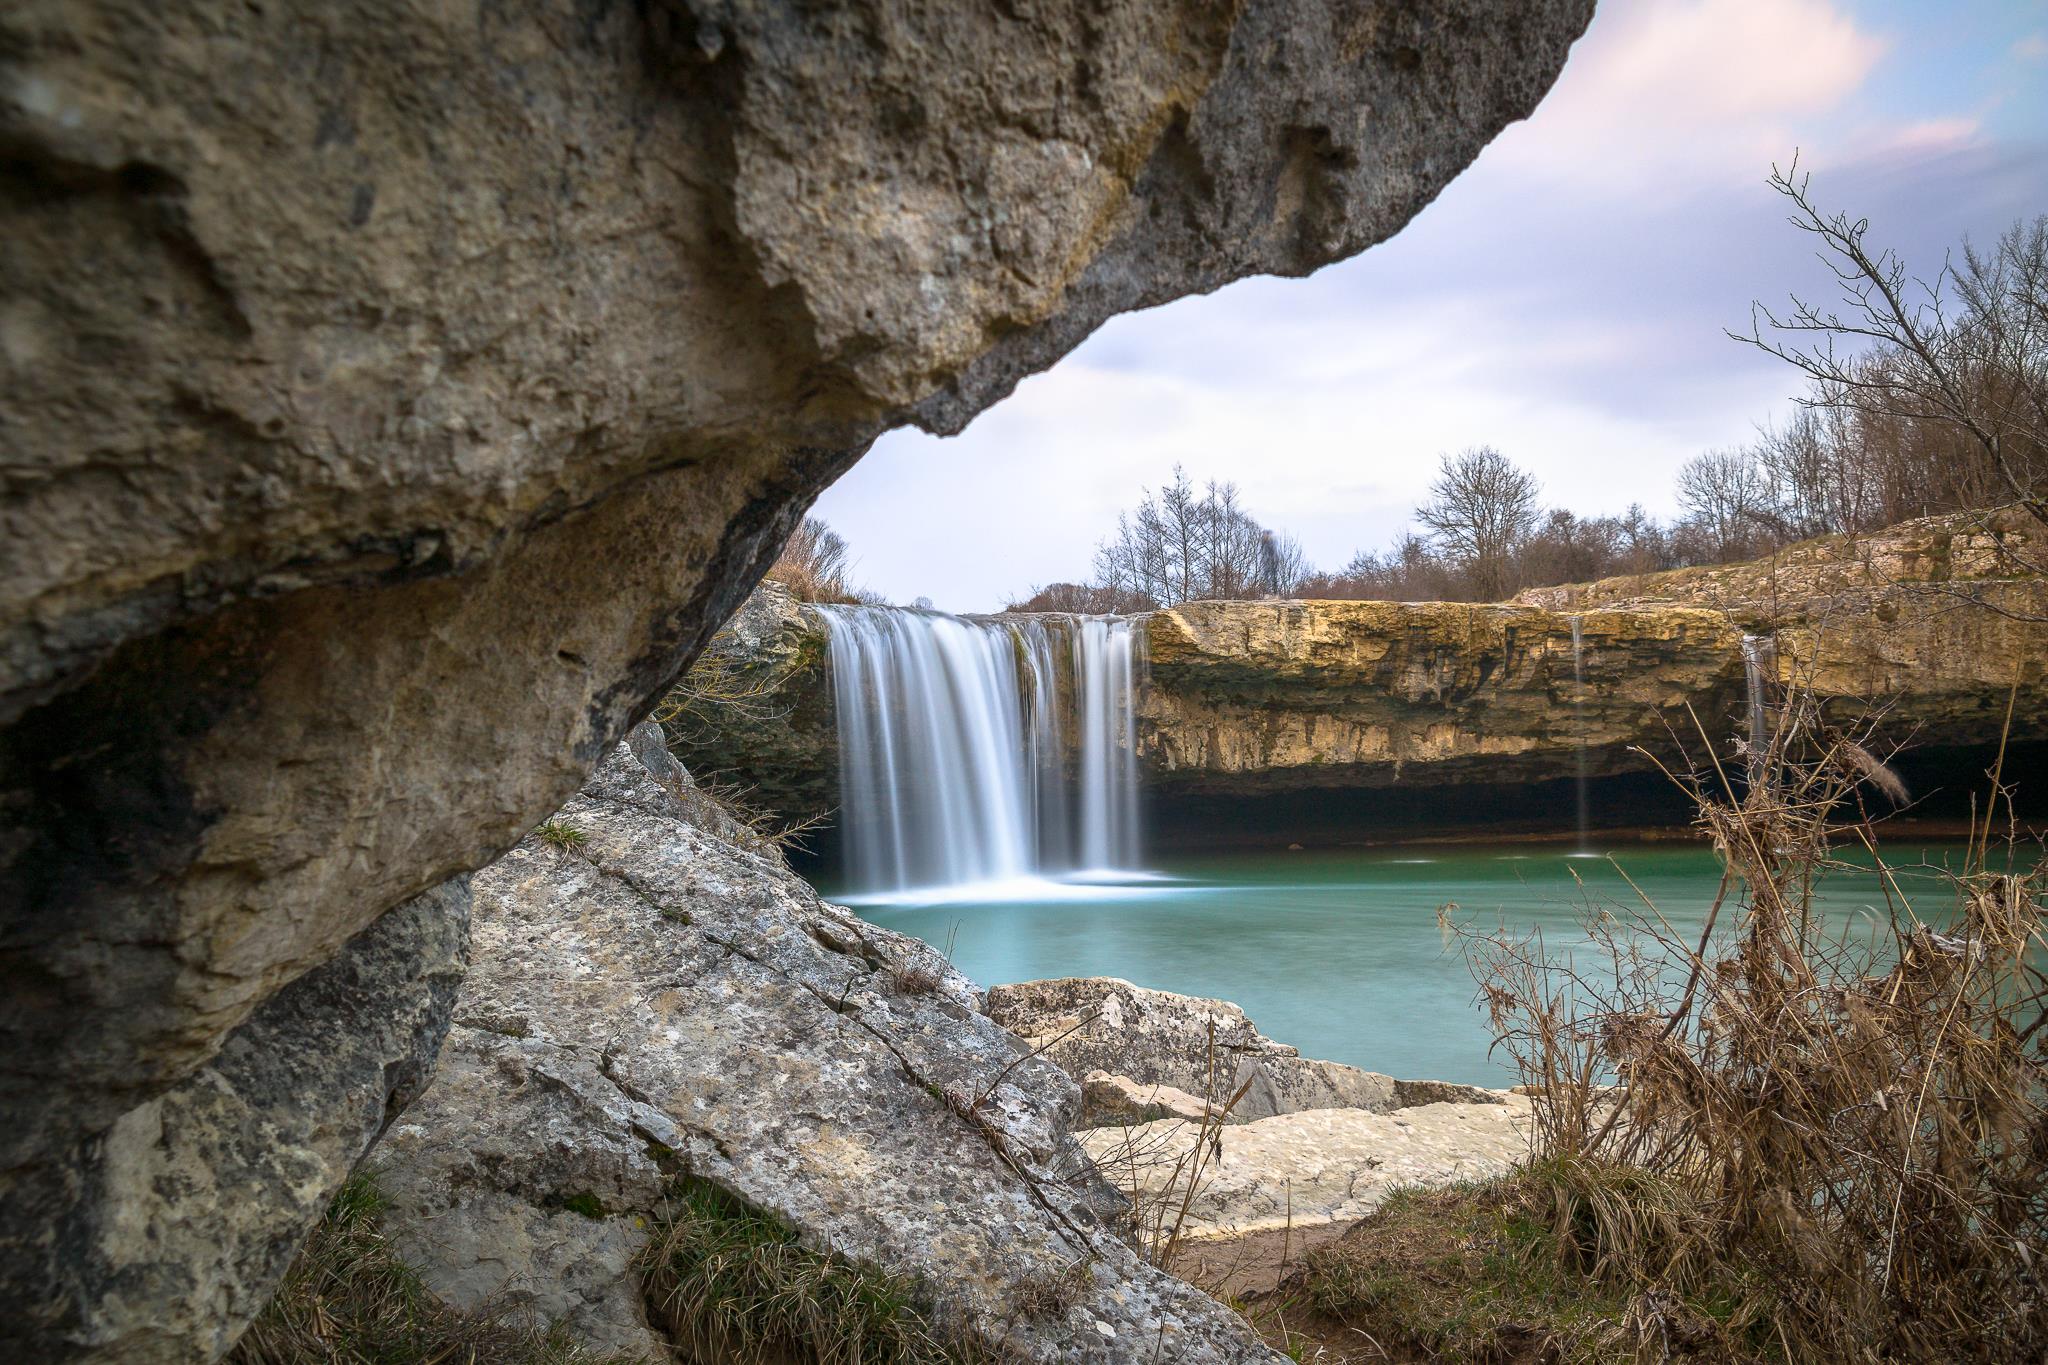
[1448,664,2048,1361]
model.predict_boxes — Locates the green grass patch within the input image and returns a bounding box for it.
[231,1173,634,1364]
[638,1178,984,1364]
[536,818,588,853]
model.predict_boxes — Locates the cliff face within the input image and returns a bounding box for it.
[1141,574,2048,799]
[680,514,2048,826]
[1,3,1596,1354]
[1140,599,1743,795]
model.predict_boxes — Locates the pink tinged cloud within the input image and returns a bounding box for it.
[1484,0,1891,187]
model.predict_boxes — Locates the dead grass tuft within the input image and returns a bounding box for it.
[231,1173,632,1364]
[1288,1162,1761,1364]
[889,963,945,996]
[1443,650,2048,1362]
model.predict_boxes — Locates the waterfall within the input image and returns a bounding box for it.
[1569,615,1589,851]
[1018,619,1073,874]
[1739,633,1776,783]
[1074,617,1142,873]
[817,605,1143,895]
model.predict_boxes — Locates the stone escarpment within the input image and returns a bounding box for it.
[676,513,2048,838]
[1144,512,2048,807]
[370,730,1281,1362]
[0,2,1595,1355]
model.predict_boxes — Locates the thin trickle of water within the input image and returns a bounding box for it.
[1740,632,1777,784]
[1569,615,1589,851]
[816,605,1143,895]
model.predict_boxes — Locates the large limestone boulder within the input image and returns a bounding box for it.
[372,728,1280,1361]
[0,5,1594,1351]
[4,879,471,1361]
[1081,1097,1532,1241]
[983,977,1497,1124]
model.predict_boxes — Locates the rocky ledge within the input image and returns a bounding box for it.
[988,979,1529,1295]
[984,977,1497,1125]
[674,513,2048,832]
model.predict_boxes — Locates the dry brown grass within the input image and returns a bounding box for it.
[1067,1019,1254,1273]
[889,962,944,995]
[1281,1162,1753,1364]
[1444,653,2048,1362]
[767,517,880,606]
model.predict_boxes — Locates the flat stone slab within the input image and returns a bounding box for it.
[1081,1097,1532,1242]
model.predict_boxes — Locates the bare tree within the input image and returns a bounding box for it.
[1093,465,1300,605]
[1676,447,1774,560]
[1737,156,2048,556]
[769,516,879,604]
[1415,446,1541,601]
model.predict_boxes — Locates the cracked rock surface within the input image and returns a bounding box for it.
[374,727,1282,1361]
[3,879,471,1362]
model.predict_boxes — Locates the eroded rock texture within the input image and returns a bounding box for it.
[374,730,1280,1362]
[3,879,471,1362]
[0,1,1592,1355]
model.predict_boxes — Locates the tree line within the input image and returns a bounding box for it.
[1009,175,2045,611]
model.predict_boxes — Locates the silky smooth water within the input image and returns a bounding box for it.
[817,604,1143,896]
[838,841,2005,1086]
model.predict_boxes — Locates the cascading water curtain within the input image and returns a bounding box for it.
[1073,617,1141,872]
[1015,619,1073,873]
[817,605,1144,895]
[817,605,1038,893]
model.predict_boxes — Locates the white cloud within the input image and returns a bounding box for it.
[1487,0,1890,189]
[818,289,1790,612]
[810,0,2047,614]
[2015,33,2048,61]
[1882,117,1984,152]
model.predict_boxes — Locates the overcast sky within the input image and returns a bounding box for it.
[814,0,2048,613]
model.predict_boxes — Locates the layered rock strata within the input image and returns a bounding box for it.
[371,729,1282,1362]
[0,3,1593,1353]
[672,513,2048,820]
